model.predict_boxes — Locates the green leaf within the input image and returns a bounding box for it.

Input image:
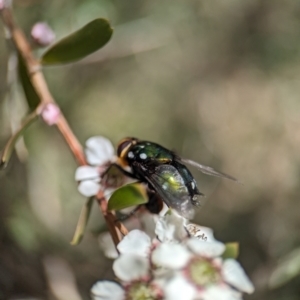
[70,197,94,245]
[18,53,40,110]
[222,242,239,259]
[0,110,38,169]
[108,183,148,211]
[41,18,113,65]
[269,248,300,289]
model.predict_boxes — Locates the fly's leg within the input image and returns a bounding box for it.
[102,163,137,180]
[191,194,203,207]
[145,189,164,214]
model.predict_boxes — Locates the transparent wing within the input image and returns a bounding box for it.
[144,164,195,219]
[181,158,239,182]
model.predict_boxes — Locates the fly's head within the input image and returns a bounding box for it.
[117,137,139,167]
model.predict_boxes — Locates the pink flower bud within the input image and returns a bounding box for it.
[41,103,60,126]
[31,22,55,47]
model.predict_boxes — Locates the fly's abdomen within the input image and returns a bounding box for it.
[147,164,195,219]
[173,161,203,201]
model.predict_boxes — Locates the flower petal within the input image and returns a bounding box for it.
[185,224,215,242]
[152,243,191,269]
[155,213,187,242]
[222,259,254,294]
[164,275,197,300]
[158,202,170,216]
[78,180,101,197]
[140,212,157,239]
[201,285,242,300]
[85,136,114,166]
[117,229,151,257]
[186,238,225,258]
[99,232,119,259]
[75,166,99,181]
[91,280,124,300]
[113,254,149,282]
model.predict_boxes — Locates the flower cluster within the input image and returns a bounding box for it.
[92,214,254,300]
[75,137,254,300]
[75,136,116,197]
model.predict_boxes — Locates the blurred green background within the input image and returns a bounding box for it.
[1,0,300,299]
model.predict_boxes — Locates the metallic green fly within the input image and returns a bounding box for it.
[116,137,237,219]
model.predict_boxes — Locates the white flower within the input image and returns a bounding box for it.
[91,280,124,300]
[75,166,101,197]
[85,136,114,166]
[164,275,197,300]
[95,229,162,298]
[152,235,254,300]
[155,213,187,242]
[163,267,243,300]
[152,243,191,269]
[111,230,152,283]
[92,220,254,300]
[98,232,118,259]
[155,212,214,244]
[99,216,157,259]
[186,238,225,258]
[185,223,215,242]
[117,229,151,257]
[222,259,255,294]
[113,254,150,281]
[92,279,162,300]
[139,211,158,239]
[201,285,242,300]
[75,137,115,197]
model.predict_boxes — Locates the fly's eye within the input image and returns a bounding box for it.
[117,140,133,158]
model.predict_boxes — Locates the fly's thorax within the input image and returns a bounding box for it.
[129,142,174,164]
[118,139,174,167]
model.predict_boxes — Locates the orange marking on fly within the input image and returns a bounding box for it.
[117,137,138,166]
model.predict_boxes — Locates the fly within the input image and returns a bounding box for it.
[116,137,237,219]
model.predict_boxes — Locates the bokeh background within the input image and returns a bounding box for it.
[1,0,300,299]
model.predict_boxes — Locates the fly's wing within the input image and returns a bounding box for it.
[181,158,239,182]
[144,164,195,219]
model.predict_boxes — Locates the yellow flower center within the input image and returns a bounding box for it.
[126,282,161,300]
[187,257,221,287]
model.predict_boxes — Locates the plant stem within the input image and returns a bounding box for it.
[0,107,38,169]
[1,8,86,165]
[0,7,126,246]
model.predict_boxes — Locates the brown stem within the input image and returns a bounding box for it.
[97,190,128,247]
[1,8,86,165]
[0,7,126,244]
